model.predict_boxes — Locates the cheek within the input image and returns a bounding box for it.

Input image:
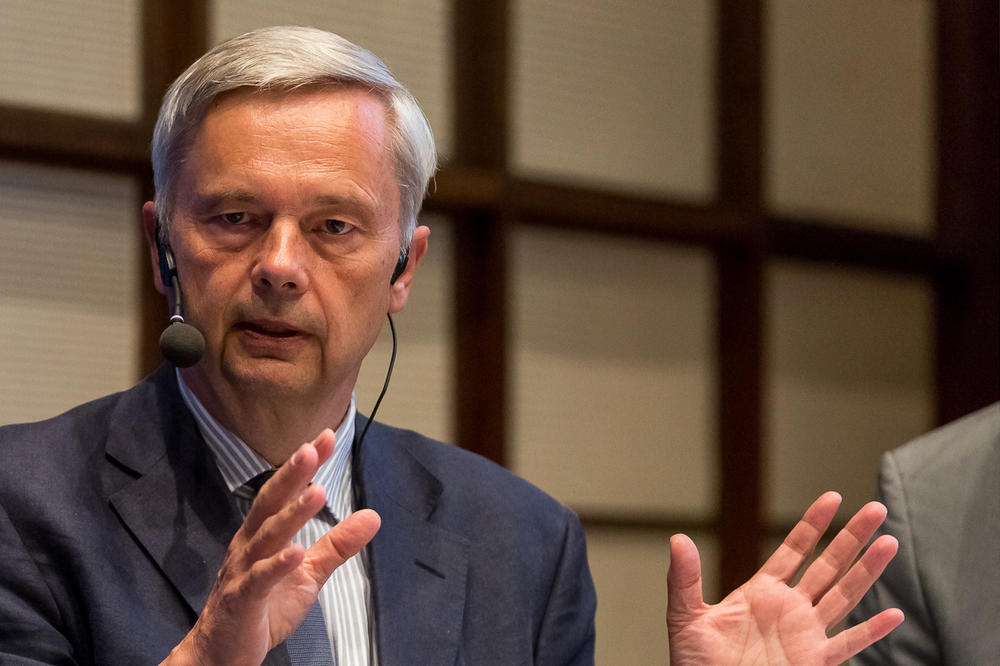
[330,257,391,305]
[320,274,389,341]
[182,265,242,329]
[347,276,393,324]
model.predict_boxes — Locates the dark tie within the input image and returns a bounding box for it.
[243,471,337,666]
[285,602,336,666]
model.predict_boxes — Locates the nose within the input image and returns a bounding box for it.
[251,221,310,294]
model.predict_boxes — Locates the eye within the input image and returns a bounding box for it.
[324,219,351,235]
[222,212,246,225]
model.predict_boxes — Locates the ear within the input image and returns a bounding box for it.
[388,225,430,314]
[142,201,168,296]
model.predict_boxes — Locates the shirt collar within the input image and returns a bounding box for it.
[175,369,356,517]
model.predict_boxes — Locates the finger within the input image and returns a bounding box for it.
[244,482,329,563]
[824,607,904,665]
[244,431,332,534]
[814,534,898,627]
[243,444,314,535]
[666,534,705,624]
[796,501,888,601]
[241,542,307,599]
[310,427,336,467]
[306,509,382,583]
[758,491,841,582]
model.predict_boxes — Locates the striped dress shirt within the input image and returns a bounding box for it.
[176,371,376,665]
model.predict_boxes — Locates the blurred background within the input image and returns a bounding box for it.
[0,1,996,662]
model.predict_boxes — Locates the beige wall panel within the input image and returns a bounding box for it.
[587,527,719,664]
[512,0,716,200]
[511,228,717,515]
[765,261,934,523]
[355,215,453,444]
[765,0,934,233]
[0,0,140,119]
[0,162,141,425]
[211,0,454,158]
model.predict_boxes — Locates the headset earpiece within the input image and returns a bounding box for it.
[390,249,409,285]
[154,224,178,289]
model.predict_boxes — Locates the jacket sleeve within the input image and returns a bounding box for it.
[0,502,78,665]
[534,508,596,666]
[848,451,941,666]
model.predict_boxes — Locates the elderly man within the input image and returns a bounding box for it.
[0,26,900,665]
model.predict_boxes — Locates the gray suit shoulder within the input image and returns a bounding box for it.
[853,402,1000,666]
[886,401,999,483]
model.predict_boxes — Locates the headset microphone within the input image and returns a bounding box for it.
[156,234,205,368]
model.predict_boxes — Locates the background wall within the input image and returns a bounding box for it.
[1,1,996,663]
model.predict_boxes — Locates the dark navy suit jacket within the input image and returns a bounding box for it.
[0,366,596,664]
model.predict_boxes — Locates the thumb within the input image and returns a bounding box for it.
[307,509,381,583]
[667,533,705,623]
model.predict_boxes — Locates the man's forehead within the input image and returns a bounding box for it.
[204,83,392,123]
[184,85,396,171]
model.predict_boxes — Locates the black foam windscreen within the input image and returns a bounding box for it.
[160,320,205,368]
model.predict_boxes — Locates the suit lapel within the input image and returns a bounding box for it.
[105,366,242,616]
[102,375,470,662]
[356,418,470,665]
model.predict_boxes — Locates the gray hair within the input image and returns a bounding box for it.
[152,25,437,251]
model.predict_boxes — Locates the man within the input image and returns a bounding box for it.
[849,402,999,665]
[0,26,899,665]
[0,26,593,665]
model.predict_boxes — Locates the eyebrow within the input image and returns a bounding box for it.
[313,190,377,208]
[188,189,261,213]
[189,190,373,211]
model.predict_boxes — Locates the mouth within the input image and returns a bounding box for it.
[235,320,305,339]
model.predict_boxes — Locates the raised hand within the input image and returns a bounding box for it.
[164,429,381,665]
[667,492,903,666]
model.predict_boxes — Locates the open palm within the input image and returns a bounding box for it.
[667,492,903,665]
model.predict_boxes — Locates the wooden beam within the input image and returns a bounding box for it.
[508,178,749,246]
[452,2,508,168]
[0,106,146,170]
[450,1,509,465]
[715,245,764,592]
[716,0,765,593]
[452,214,508,465]
[424,166,504,212]
[717,1,763,206]
[425,170,952,278]
[770,217,948,276]
[140,0,209,129]
[934,0,1000,421]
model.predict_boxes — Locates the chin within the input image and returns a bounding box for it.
[221,357,318,397]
